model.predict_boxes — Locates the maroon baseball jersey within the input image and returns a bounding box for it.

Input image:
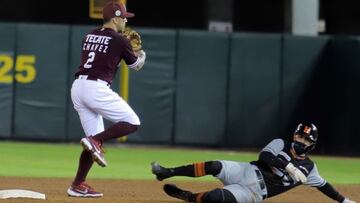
[75,27,137,84]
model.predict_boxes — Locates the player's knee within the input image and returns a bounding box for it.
[115,121,139,134]
[124,112,140,126]
[202,188,236,203]
[205,161,222,176]
[128,123,139,134]
[132,114,141,125]
[130,124,139,132]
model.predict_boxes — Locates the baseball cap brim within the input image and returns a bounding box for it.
[122,12,135,18]
[118,2,135,18]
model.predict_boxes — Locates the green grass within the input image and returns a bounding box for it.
[0,141,359,184]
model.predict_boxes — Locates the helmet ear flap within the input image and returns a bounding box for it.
[307,143,316,152]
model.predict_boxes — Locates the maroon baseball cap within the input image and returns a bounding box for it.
[103,1,135,21]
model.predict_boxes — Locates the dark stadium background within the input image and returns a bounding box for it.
[0,0,360,35]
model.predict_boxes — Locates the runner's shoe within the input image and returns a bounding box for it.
[163,184,193,202]
[151,161,173,181]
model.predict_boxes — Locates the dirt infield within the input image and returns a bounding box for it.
[0,177,358,203]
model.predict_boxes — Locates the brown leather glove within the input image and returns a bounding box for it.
[122,27,142,52]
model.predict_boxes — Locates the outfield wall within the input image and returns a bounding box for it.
[0,23,359,155]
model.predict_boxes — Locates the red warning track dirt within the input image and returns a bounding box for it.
[0,177,358,202]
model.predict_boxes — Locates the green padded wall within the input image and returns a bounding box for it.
[0,23,16,138]
[341,38,360,155]
[280,36,329,139]
[226,33,282,148]
[66,25,94,141]
[13,24,70,140]
[327,37,360,155]
[1,22,360,156]
[127,29,176,144]
[174,30,229,145]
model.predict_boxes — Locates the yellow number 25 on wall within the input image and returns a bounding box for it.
[0,55,36,84]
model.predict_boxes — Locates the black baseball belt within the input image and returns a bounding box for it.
[254,168,267,200]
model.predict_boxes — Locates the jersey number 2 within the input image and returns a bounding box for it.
[84,52,95,69]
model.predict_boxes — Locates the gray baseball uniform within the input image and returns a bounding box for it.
[216,139,326,203]
[156,124,354,203]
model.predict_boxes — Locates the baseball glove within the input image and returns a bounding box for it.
[122,27,142,52]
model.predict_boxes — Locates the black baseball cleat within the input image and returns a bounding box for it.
[151,161,173,181]
[163,184,193,202]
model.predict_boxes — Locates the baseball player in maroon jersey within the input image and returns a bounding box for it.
[67,1,146,198]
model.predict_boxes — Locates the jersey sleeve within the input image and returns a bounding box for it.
[305,163,326,187]
[261,139,285,156]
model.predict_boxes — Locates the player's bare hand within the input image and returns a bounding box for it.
[285,163,307,183]
[343,198,357,203]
